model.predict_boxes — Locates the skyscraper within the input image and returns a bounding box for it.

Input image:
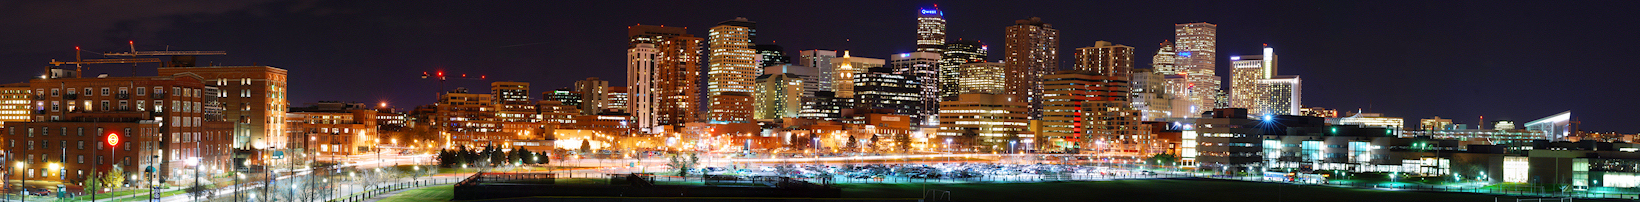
[574,77,608,115]
[1130,68,1174,121]
[1153,41,1192,117]
[755,44,789,68]
[1040,70,1141,152]
[708,92,754,123]
[957,62,1006,94]
[890,52,942,127]
[545,88,581,108]
[763,64,821,98]
[1004,17,1059,119]
[1175,22,1219,115]
[627,25,701,129]
[829,51,885,98]
[491,81,534,122]
[1152,40,1181,75]
[916,7,946,53]
[1255,75,1300,117]
[605,86,628,113]
[627,43,656,131]
[853,67,924,123]
[754,73,805,120]
[708,17,759,123]
[799,91,846,121]
[939,39,987,100]
[1230,45,1277,110]
[799,50,839,92]
[1073,41,1134,80]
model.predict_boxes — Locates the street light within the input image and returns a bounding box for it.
[14,161,25,201]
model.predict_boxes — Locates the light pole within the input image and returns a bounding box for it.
[262,146,270,202]
[193,137,201,202]
[47,162,59,200]
[16,161,26,202]
[99,132,120,201]
[2,151,8,202]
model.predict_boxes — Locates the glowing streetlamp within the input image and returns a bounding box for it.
[46,163,61,175]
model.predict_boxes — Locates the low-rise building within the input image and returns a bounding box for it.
[287,103,378,156]
[937,93,1033,152]
[6,72,231,187]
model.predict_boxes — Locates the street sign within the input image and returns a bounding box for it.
[106,133,120,146]
[273,151,284,159]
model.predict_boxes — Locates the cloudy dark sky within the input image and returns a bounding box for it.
[3,0,1638,132]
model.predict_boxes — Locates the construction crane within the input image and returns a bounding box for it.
[48,46,161,78]
[420,70,488,101]
[103,40,226,67]
[419,70,485,149]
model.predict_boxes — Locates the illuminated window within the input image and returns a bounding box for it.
[1504,156,1529,183]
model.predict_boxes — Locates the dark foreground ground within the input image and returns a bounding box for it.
[390,178,1623,201]
[839,178,1615,202]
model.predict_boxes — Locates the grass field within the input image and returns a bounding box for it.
[377,185,456,202]
[377,178,1580,202]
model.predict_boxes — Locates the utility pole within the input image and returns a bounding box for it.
[262,146,269,202]
[1,151,7,202]
[193,138,201,202]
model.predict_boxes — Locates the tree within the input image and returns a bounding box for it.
[667,152,699,177]
[1005,131,1022,153]
[789,133,807,150]
[1148,153,1178,166]
[103,165,126,189]
[437,149,455,167]
[488,145,506,166]
[960,129,981,152]
[869,134,881,152]
[536,151,551,165]
[463,147,481,166]
[894,133,912,153]
[185,182,215,199]
[506,149,521,165]
[845,134,858,150]
[83,173,105,193]
[579,140,593,153]
[516,148,534,164]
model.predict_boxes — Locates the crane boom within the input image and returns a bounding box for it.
[49,58,161,66]
[103,51,227,56]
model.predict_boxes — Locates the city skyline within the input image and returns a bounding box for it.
[3,2,1640,201]
[1,1,1638,132]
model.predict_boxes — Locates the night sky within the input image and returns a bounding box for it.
[3,1,1638,132]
